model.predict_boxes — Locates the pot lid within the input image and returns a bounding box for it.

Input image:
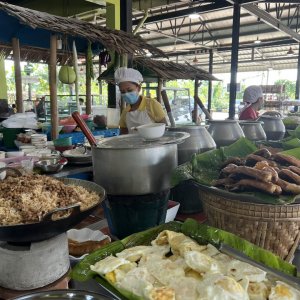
[167,125,206,130]
[208,120,238,123]
[95,132,190,149]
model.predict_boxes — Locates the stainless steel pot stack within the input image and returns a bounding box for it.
[207,120,245,147]
[167,125,216,165]
[257,115,286,141]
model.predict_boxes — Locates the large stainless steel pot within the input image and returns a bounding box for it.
[239,121,267,141]
[207,120,245,147]
[92,134,184,195]
[168,125,216,164]
[257,115,286,140]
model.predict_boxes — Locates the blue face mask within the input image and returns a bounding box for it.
[121,92,139,105]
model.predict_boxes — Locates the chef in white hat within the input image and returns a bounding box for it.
[114,67,167,134]
[239,85,264,120]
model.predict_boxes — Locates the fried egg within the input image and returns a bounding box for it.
[116,267,156,298]
[197,273,249,300]
[116,245,170,262]
[153,230,206,256]
[200,244,220,257]
[184,250,220,274]
[168,276,199,300]
[269,281,300,300]
[247,281,270,300]
[226,259,267,283]
[145,286,175,300]
[144,257,186,285]
[90,255,135,275]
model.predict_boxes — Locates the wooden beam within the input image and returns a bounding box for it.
[12,37,23,113]
[49,34,58,140]
[86,51,92,115]
[157,78,162,103]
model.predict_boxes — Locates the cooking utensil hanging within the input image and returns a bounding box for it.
[0,176,105,243]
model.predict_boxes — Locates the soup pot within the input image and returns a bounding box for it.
[168,125,216,164]
[239,121,267,141]
[92,133,189,195]
[257,115,285,141]
[207,120,245,147]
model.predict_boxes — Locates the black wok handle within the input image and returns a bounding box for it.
[0,167,23,177]
[42,203,81,222]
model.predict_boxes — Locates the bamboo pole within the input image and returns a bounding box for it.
[193,79,199,123]
[86,52,92,115]
[157,78,162,103]
[49,34,58,140]
[194,79,212,121]
[12,37,23,113]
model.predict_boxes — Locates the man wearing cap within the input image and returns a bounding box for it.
[114,67,167,134]
[239,85,264,120]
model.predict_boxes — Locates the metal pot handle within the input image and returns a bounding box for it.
[42,203,81,222]
[0,167,23,177]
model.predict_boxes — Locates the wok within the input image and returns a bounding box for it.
[0,175,105,243]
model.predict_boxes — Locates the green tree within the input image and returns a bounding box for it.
[274,79,296,99]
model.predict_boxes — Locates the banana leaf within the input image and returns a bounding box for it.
[122,221,182,248]
[71,222,181,282]
[170,162,193,187]
[282,138,300,150]
[181,219,297,277]
[280,147,300,160]
[71,240,125,281]
[172,137,257,187]
[222,137,257,158]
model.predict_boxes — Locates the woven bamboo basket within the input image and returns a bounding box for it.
[199,186,300,261]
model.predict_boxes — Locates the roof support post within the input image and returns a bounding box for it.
[296,43,300,101]
[86,51,92,115]
[229,1,241,119]
[0,56,8,100]
[49,34,58,140]
[12,37,23,113]
[106,0,120,109]
[121,0,132,68]
[208,49,213,113]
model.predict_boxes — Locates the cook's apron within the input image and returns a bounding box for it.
[126,109,154,134]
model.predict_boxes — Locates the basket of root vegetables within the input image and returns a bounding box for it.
[172,138,300,261]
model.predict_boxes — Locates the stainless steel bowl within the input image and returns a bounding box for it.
[34,158,68,173]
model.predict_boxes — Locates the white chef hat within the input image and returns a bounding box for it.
[243,85,263,104]
[114,67,143,85]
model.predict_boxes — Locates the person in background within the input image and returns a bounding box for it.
[11,104,17,114]
[36,96,45,118]
[191,109,202,125]
[114,67,167,134]
[79,98,84,105]
[239,85,264,120]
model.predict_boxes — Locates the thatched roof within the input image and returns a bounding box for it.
[0,44,85,65]
[0,1,166,57]
[99,58,220,82]
[134,58,219,81]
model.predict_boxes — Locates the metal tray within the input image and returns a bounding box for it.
[93,240,300,300]
[12,289,115,300]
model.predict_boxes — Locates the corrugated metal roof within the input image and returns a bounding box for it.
[135,1,300,73]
